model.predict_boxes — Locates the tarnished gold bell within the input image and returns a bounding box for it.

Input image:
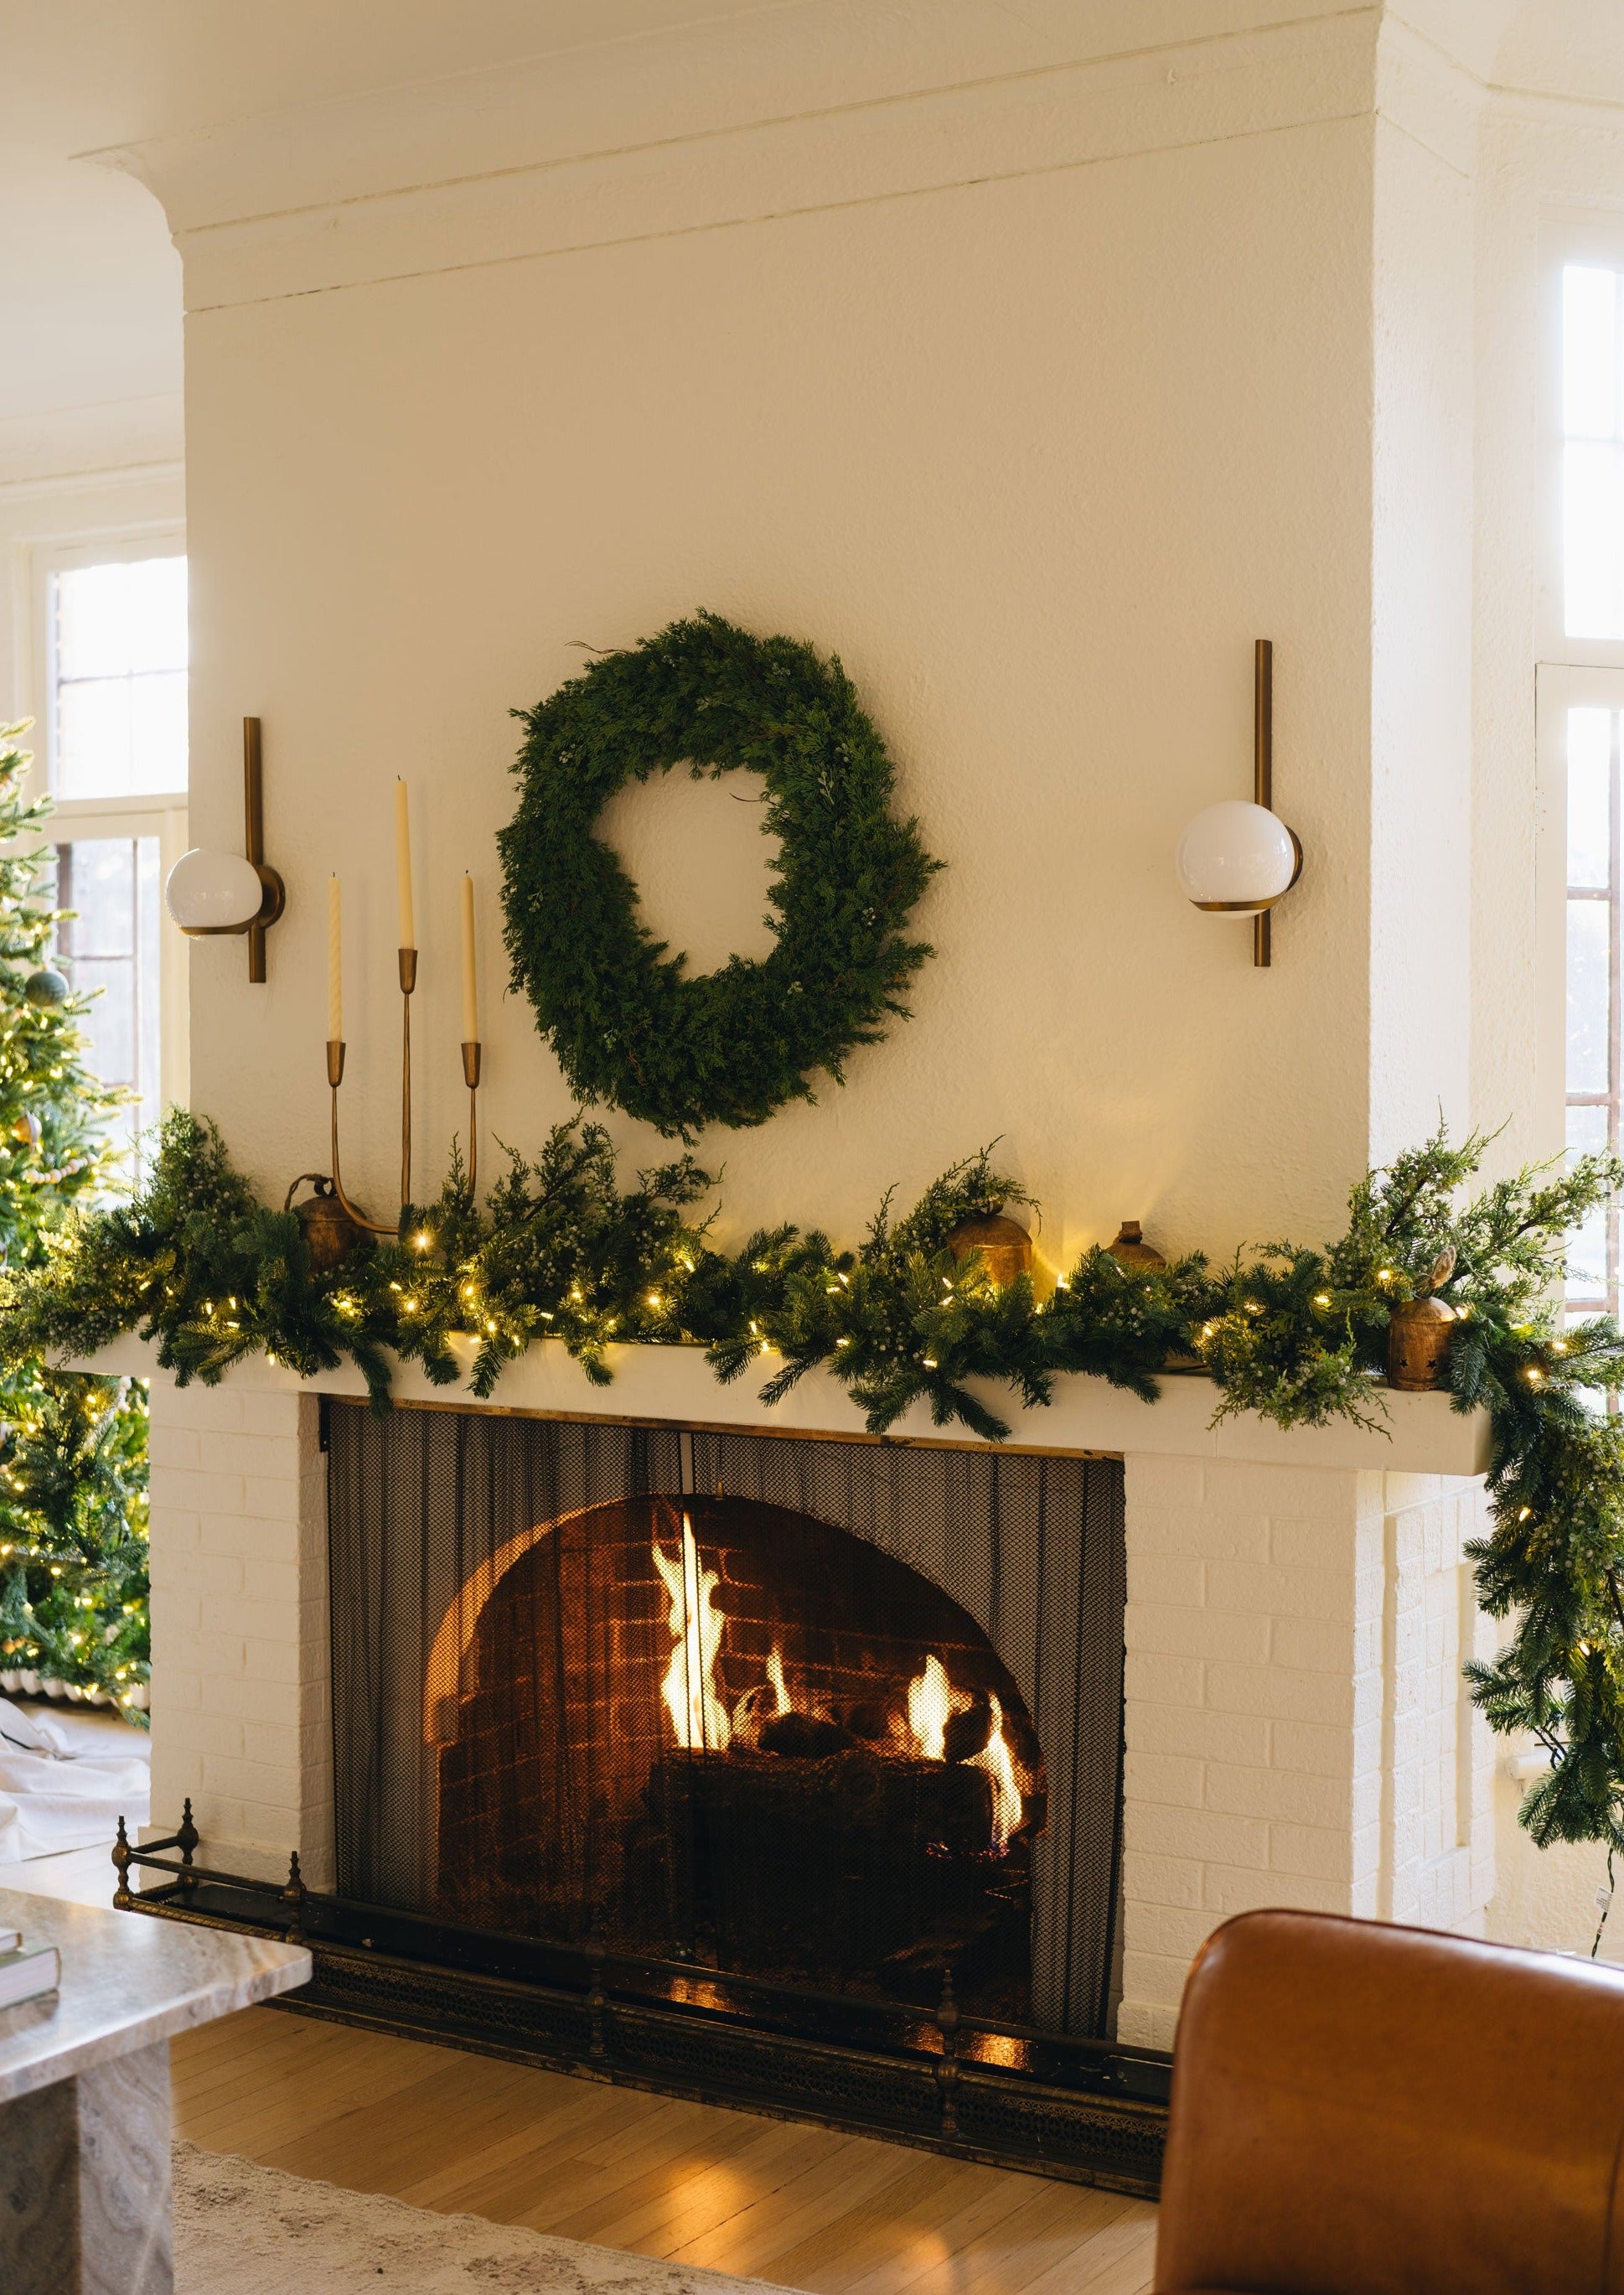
[947,1214,1034,1287]
[283,1173,368,1274]
[1107,1220,1167,1272]
[1386,1246,1458,1392]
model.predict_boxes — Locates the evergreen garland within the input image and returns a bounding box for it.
[9,1114,1624,1856]
[0,725,148,1718]
[499,613,940,1137]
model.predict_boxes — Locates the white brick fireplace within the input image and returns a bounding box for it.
[113,1340,1493,2053]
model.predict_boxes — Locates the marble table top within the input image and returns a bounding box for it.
[0,1887,310,2106]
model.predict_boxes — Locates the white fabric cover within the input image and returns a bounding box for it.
[0,1696,150,1862]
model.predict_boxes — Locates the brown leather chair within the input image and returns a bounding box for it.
[1155,1907,1624,2295]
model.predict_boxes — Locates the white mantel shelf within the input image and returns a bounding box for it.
[66,1335,1491,1477]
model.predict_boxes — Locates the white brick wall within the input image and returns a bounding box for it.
[1117,1458,1493,2049]
[146,1380,334,1887]
[142,1375,1491,2032]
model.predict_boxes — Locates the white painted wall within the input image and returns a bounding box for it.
[136,7,1399,1271]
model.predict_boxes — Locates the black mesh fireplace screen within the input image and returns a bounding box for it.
[327,1405,1127,2038]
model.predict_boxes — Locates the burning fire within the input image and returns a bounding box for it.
[907,1653,965,1762]
[971,1693,1024,1853]
[653,1512,732,1753]
[904,1658,1026,1853]
[651,1515,1028,1852]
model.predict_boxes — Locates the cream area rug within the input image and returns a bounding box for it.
[173,2142,796,2295]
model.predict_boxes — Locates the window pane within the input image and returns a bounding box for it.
[54,836,163,1184]
[120,557,187,674]
[129,670,188,795]
[75,959,135,1086]
[1565,442,1624,639]
[1570,707,1613,887]
[69,840,136,959]
[1565,267,1619,439]
[56,678,133,799]
[1568,1105,1611,1298]
[56,562,136,681]
[1569,898,1611,1095]
[51,555,188,799]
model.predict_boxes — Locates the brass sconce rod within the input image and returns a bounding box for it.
[1254,640,1273,970]
[170,717,285,981]
[242,719,282,982]
[1249,640,1302,970]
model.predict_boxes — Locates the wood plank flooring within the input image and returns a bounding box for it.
[173,2007,1157,2295]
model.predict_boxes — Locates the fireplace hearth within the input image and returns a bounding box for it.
[120,1399,1166,2191]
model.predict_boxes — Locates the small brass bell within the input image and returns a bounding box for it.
[1386,1246,1458,1392]
[1107,1220,1167,1272]
[283,1173,367,1275]
[946,1214,1035,1287]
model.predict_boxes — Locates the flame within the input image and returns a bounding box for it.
[653,1512,732,1753]
[970,1693,1024,1853]
[907,1653,959,1760]
[765,1644,790,1715]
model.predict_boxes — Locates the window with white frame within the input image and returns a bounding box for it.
[1558,696,1619,1320]
[38,542,189,1181]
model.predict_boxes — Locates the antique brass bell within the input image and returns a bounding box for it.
[283,1172,367,1274]
[946,1214,1035,1287]
[1386,1246,1459,1392]
[1107,1220,1167,1272]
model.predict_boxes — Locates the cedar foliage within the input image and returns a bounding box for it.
[10,1116,1624,1848]
[499,613,940,1138]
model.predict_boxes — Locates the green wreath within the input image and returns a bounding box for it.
[499,612,940,1137]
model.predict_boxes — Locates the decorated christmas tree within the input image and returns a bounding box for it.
[0,723,148,1720]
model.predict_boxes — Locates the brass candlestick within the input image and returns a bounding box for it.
[325,1039,394,1237]
[462,1040,482,1194]
[399,947,417,1208]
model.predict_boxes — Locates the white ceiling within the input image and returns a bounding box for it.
[3,0,1623,455]
[0,0,788,438]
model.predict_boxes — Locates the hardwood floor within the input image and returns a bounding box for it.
[172,2006,1157,2295]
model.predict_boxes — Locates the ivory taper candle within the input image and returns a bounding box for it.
[327,875,342,1041]
[394,778,414,949]
[460,873,478,1043]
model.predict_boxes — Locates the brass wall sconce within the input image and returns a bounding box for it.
[1175,640,1303,967]
[163,717,287,982]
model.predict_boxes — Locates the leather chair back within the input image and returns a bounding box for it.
[1155,1908,1624,2295]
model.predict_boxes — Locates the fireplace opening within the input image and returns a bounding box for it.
[328,1407,1126,2040]
[430,1491,1047,2012]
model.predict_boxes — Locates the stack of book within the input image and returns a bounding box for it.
[0,1925,60,2008]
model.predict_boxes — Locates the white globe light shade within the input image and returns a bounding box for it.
[1175,800,1298,915]
[165,847,266,932]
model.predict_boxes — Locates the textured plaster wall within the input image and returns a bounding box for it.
[168,31,1382,1271]
[1368,57,1476,1158]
